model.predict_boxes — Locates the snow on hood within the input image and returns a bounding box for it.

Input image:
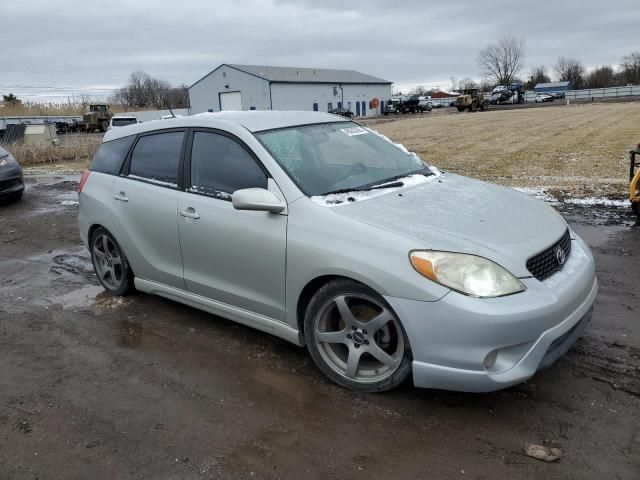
[311,174,438,206]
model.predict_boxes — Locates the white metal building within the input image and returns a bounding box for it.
[188,64,392,117]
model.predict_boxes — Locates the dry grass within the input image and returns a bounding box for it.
[8,135,101,166]
[371,102,640,199]
[0,102,136,117]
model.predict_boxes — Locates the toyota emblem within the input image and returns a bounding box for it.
[556,247,566,265]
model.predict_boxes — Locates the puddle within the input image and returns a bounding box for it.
[54,191,79,206]
[115,319,170,350]
[53,284,104,310]
[249,368,317,407]
[49,253,93,277]
[23,173,80,186]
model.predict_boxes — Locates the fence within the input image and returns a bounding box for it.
[524,85,640,102]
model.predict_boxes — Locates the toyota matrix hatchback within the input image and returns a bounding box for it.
[78,111,597,393]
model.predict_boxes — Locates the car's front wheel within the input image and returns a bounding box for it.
[304,279,412,392]
[90,227,134,296]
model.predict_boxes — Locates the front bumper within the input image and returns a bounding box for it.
[384,232,597,392]
[0,175,24,195]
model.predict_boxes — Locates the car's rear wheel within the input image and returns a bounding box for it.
[90,227,134,296]
[304,279,412,392]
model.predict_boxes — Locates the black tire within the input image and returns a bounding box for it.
[90,227,135,296]
[304,279,412,392]
[457,107,465,113]
[632,201,640,219]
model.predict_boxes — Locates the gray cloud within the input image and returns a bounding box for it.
[1,0,638,100]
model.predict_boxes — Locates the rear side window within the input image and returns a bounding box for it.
[189,132,267,198]
[128,131,185,187]
[90,136,134,175]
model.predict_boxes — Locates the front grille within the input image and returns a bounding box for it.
[526,229,572,281]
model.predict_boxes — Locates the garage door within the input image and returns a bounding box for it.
[220,92,242,111]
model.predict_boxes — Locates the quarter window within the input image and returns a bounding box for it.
[128,131,185,186]
[90,136,135,175]
[189,132,267,199]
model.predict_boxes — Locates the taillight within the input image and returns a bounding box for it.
[78,170,91,193]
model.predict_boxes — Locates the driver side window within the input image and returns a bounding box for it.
[189,132,267,200]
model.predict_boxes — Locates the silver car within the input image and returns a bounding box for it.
[78,112,597,393]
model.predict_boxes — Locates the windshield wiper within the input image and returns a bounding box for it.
[322,181,405,196]
[321,166,433,197]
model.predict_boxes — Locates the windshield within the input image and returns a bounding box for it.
[112,118,137,127]
[255,122,429,196]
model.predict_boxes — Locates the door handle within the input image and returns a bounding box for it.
[113,192,128,202]
[180,207,200,219]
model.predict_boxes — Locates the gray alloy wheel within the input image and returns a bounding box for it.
[304,279,412,392]
[90,227,134,296]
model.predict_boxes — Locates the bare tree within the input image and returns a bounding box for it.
[479,79,494,93]
[554,57,585,89]
[411,85,429,96]
[458,78,478,90]
[478,34,526,86]
[110,71,182,109]
[620,52,640,85]
[525,66,551,89]
[585,65,616,88]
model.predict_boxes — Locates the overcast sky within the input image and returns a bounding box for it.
[1,0,638,101]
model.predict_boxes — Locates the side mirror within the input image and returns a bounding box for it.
[232,188,286,214]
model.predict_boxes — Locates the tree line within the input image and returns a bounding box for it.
[407,36,640,95]
[478,35,640,91]
[110,71,189,109]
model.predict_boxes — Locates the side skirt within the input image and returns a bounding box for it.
[134,278,303,346]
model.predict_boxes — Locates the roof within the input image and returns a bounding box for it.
[103,111,350,142]
[534,81,571,89]
[190,63,392,89]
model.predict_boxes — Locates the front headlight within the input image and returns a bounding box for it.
[409,251,525,298]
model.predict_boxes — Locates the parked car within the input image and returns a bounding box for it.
[489,90,512,105]
[108,116,138,129]
[535,93,555,103]
[78,111,597,393]
[328,107,354,119]
[0,145,24,202]
[551,92,566,100]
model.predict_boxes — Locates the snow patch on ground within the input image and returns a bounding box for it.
[60,200,79,206]
[311,174,437,207]
[564,197,630,207]
[512,187,629,208]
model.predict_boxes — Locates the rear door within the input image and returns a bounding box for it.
[177,129,287,321]
[108,129,187,289]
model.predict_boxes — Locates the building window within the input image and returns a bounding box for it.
[347,102,352,110]
[313,102,318,111]
[327,102,333,111]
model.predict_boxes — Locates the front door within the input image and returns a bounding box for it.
[108,129,186,289]
[177,129,287,321]
[356,102,361,116]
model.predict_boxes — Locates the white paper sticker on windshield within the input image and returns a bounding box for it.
[340,126,368,136]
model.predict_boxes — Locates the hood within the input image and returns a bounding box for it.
[331,173,567,278]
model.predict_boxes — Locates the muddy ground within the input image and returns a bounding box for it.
[0,174,639,480]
